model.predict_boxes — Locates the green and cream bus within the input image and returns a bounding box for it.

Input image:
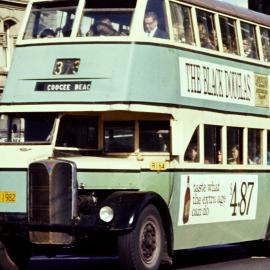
[1,0,270,269]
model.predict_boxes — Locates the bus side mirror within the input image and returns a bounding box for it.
[171,119,182,156]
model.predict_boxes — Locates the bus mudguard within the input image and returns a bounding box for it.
[97,190,173,257]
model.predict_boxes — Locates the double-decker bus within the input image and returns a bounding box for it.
[1,0,270,269]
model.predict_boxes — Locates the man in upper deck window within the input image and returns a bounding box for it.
[144,11,168,39]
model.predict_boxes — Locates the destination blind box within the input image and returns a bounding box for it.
[35,81,92,91]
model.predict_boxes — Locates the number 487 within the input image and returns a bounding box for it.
[230,182,254,216]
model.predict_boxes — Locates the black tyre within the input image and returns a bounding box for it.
[118,204,164,270]
[0,240,30,270]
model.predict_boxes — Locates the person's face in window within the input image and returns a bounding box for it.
[231,147,239,161]
[187,147,197,161]
[217,150,222,163]
[144,16,158,32]
[210,30,217,47]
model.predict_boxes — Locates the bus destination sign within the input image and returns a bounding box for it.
[35,81,91,92]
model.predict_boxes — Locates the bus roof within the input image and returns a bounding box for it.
[183,0,270,27]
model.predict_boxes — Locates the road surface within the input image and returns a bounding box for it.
[27,244,270,270]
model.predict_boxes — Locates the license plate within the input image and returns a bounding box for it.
[0,192,16,203]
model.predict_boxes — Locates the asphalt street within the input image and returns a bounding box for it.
[26,244,270,270]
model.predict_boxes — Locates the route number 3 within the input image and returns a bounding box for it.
[53,59,80,75]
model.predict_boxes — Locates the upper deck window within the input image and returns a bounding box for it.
[143,0,169,39]
[24,0,78,39]
[260,27,270,62]
[241,22,259,60]
[197,10,218,50]
[219,16,239,55]
[79,0,136,37]
[170,2,194,45]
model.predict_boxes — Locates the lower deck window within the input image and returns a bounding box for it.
[0,113,55,143]
[184,127,199,162]
[227,127,243,164]
[139,121,170,152]
[204,125,221,164]
[56,116,98,148]
[104,121,135,152]
[248,129,261,165]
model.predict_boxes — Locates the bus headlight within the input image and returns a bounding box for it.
[99,206,114,223]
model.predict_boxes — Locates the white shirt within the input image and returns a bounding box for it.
[146,26,157,37]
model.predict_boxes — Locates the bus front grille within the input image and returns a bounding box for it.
[28,160,77,244]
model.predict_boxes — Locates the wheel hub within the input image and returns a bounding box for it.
[141,222,157,261]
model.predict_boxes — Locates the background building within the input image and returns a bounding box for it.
[219,0,248,8]
[249,0,270,14]
[0,0,27,97]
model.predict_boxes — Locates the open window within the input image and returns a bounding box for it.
[241,22,259,59]
[197,9,218,50]
[79,0,136,37]
[248,129,261,165]
[261,27,270,62]
[219,16,239,55]
[143,0,169,39]
[23,0,78,39]
[227,127,243,164]
[184,127,199,162]
[170,2,194,45]
[204,125,221,164]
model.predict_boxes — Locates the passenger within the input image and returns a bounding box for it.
[144,11,168,39]
[217,150,222,164]
[248,146,260,164]
[39,28,55,38]
[185,27,195,45]
[267,151,270,165]
[228,145,240,164]
[55,27,63,37]
[209,29,218,50]
[86,24,97,36]
[96,18,118,36]
[263,46,270,62]
[198,24,214,50]
[222,39,229,53]
[243,38,257,58]
[185,144,199,162]
[173,23,185,42]
[62,19,73,37]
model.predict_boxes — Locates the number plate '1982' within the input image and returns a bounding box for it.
[0,192,16,202]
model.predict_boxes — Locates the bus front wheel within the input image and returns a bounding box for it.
[0,239,30,270]
[118,204,164,270]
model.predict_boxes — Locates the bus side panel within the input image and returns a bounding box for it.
[77,170,172,204]
[170,172,270,250]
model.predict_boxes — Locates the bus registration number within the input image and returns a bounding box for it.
[0,192,16,203]
[150,161,167,171]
